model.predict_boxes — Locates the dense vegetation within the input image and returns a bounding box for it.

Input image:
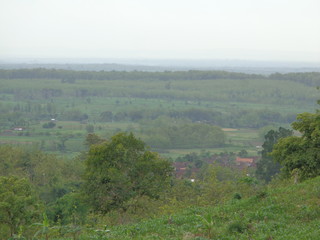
[78,176,320,239]
[256,127,293,183]
[0,134,253,239]
[0,68,320,239]
[83,133,172,214]
[271,111,320,180]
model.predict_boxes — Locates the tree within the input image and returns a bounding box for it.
[256,127,292,183]
[57,134,71,152]
[85,124,94,133]
[0,146,82,205]
[50,192,88,225]
[100,111,113,122]
[271,112,320,180]
[238,149,248,158]
[141,118,226,149]
[0,176,39,238]
[84,133,105,147]
[83,132,173,213]
[42,121,56,128]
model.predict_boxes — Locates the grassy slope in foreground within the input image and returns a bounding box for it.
[101,177,320,240]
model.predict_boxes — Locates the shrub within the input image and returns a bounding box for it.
[42,121,56,128]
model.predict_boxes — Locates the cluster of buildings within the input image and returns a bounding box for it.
[173,155,258,179]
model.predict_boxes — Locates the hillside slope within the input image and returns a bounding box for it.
[100,177,320,240]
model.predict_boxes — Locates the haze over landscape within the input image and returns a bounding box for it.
[1,0,319,64]
[2,1,320,239]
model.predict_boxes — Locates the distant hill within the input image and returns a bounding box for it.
[1,58,319,74]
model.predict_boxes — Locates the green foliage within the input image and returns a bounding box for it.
[85,124,94,133]
[238,149,248,157]
[227,221,248,234]
[0,145,83,205]
[272,112,320,180]
[198,165,249,205]
[100,111,113,122]
[85,133,105,147]
[256,127,293,183]
[1,69,320,238]
[255,190,268,199]
[42,121,56,129]
[196,214,216,238]
[83,176,320,239]
[50,192,88,225]
[0,176,40,238]
[32,213,53,240]
[233,193,242,200]
[141,118,226,149]
[2,68,319,87]
[60,109,88,122]
[83,132,173,213]
[0,68,266,81]
[0,69,317,156]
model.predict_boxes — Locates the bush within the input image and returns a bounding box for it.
[233,193,242,200]
[228,221,248,234]
[42,121,56,128]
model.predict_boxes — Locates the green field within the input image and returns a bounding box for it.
[0,69,318,158]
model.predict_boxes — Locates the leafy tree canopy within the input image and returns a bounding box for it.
[0,176,39,237]
[83,132,173,213]
[271,112,320,180]
[256,127,293,183]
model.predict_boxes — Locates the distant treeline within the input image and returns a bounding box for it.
[1,68,319,85]
[0,103,296,130]
[0,68,264,81]
[269,72,320,86]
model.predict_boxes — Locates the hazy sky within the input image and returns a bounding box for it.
[1,0,319,62]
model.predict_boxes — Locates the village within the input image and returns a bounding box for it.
[173,151,258,180]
